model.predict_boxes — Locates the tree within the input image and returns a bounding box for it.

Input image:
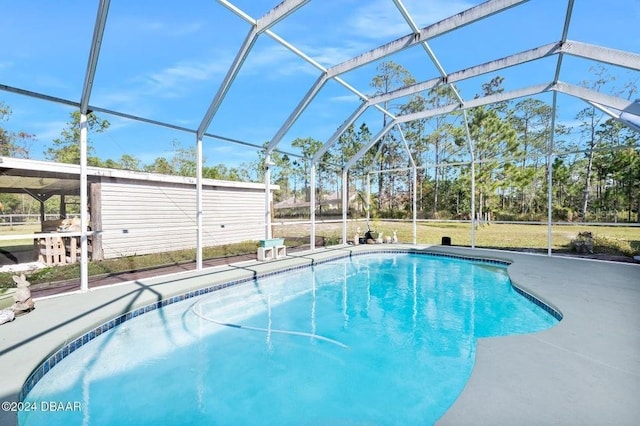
[119,154,141,171]
[595,118,639,221]
[169,139,198,177]
[334,122,372,215]
[467,77,518,220]
[370,61,416,211]
[100,154,141,171]
[414,84,461,216]
[468,106,518,220]
[575,65,622,220]
[45,110,110,165]
[0,101,35,158]
[144,157,174,175]
[508,98,553,214]
[203,164,243,181]
[291,137,325,205]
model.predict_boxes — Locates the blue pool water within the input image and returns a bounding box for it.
[20,253,558,425]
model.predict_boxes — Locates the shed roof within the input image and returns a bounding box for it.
[0,157,271,198]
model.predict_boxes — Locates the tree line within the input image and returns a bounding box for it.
[1,62,638,222]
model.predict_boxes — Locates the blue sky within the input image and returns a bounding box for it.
[0,0,638,168]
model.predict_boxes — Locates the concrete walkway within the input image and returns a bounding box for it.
[436,247,640,425]
[1,245,638,425]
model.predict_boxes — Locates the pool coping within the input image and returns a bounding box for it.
[1,244,639,424]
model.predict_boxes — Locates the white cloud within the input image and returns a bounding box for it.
[351,0,476,40]
[33,74,73,91]
[241,44,320,77]
[242,41,373,76]
[92,52,232,114]
[29,120,68,142]
[304,44,363,69]
[329,94,362,103]
[144,60,229,96]
[113,17,204,38]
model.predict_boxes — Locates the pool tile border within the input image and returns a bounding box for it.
[19,249,560,401]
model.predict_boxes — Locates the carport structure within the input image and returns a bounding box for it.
[1,0,639,291]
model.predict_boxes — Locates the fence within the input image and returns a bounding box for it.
[0,214,79,227]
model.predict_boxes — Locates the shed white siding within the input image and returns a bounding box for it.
[97,178,266,259]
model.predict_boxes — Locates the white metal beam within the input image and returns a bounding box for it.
[256,0,310,34]
[311,101,370,164]
[78,0,110,292]
[267,74,329,153]
[0,80,311,160]
[310,164,316,250]
[447,42,561,84]
[197,27,258,138]
[216,0,256,25]
[80,0,110,113]
[344,122,396,171]
[392,0,466,105]
[327,0,529,78]
[262,32,394,152]
[560,40,640,71]
[546,91,558,255]
[368,77,442,109]
[588,101,640,133]
[263,28,389,119]
[552,81,639,111]
[341,169,348,245]
[198,1,307,138]
[367,42,561,109]
[196,135,203,270]
[79,114,89,292]
[553,0,575,83]
[396,124,416,168]
[1,83,78,108]
[216,0,394,153]
[464,109,476,248]
[396,83,553,123]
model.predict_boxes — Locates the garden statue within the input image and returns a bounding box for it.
[375,232,384,244]
[57,217,82,232]
[11,274,35,315]
[392,230,398,243]
[354,227,361,245]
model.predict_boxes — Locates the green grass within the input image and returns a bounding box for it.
[0,240,265,289]
[0,224,40,246]
[1,221,638,290]
[275,221,640,256]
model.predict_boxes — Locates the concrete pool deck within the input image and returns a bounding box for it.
[0,245,638,425]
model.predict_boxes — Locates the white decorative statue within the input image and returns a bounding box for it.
[375,232,384,244]
[11,274,35,315]
[354,227,361,245]
[392,230,398,243]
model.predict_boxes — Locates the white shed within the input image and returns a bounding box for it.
[93,172,269,259]
[0,157,272,261]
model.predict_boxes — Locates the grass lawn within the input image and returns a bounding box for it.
[275,220,640,257]
[0,224,40,246]
[0,221,638,289]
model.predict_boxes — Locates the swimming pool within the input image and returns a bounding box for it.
[19,252,560,425]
